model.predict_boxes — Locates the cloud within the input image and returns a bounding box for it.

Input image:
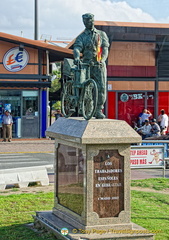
[0,0,165,40]
[39,0,157,40]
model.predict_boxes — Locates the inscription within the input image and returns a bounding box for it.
[93,150,124,218]
[95,169,122,173]
[98,176,118,181]
[95,182,122,187]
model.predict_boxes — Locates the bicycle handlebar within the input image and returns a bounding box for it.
[75,61,103,70]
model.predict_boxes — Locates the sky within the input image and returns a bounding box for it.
[1,0,169,41]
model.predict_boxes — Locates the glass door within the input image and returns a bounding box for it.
[21,91,39,138]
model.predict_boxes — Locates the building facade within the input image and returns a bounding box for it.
[0,32,73,138]
[94,21,169,127]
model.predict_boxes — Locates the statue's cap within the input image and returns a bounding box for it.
[82,13,94,20]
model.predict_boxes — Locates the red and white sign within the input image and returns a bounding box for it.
[130,146,164,168]
[3,47,29,72]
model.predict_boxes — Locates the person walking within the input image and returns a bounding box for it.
[55,109,63,120]
[73,13,109,119]
[2,110,13,142]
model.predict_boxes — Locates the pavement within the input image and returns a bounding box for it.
[0,138,56,183]
[0,138,55,153]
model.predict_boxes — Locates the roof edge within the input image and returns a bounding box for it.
[94,21,169,29]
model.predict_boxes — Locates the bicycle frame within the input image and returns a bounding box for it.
[61,61,98,119]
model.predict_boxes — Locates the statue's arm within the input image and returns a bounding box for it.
[101,47,109,62]
[73,36,83,64]
[101,32,109,63]
[73,48,81,63]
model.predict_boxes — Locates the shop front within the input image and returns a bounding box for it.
[0,32,73,138]
[0,89,47,138]
[94,21,169,126]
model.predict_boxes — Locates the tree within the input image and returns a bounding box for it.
[49,70,61,93]
[52,101,61,110]
[49,62,62,111]
[49,62,62,93]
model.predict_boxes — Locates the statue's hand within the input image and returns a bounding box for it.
[98,60,105,67]
[74,58,81,65]
[89,60,94,66]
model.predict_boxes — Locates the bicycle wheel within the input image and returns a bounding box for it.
[81,79,98,120]
[61,81,75,118]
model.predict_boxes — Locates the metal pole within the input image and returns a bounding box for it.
[34,0,38,40]
[46,50,50,127]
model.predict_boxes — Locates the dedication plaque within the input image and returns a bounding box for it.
[93,150,124,218]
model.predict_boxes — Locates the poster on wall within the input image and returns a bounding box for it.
[130,146,164,168]
[3,47,29,72]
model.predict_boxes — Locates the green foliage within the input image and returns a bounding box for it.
[131,178,169,190]
[52,101,61,110]
[49,76,61,93]
[49,63,61,93]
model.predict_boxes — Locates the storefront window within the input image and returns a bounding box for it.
[147,92,154,116]
[118,92,154,127]
[0,90,22,138]
[158,92,169,115]
[0,90,39,138]
[0,90,21,117]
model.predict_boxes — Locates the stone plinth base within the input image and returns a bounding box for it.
[33,211,154,240]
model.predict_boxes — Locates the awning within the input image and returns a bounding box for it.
[0,81,51,88]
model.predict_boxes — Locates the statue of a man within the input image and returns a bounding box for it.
[73,13,109,119]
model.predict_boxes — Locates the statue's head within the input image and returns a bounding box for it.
[82,13,94,30]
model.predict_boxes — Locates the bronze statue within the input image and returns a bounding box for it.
[73,13,109,119]
[61,13,109,120]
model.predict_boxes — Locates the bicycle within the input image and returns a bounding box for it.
[61,58,98,120]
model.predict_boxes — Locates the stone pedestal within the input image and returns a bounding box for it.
[34,118,154,240]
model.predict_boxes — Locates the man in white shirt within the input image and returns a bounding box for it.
[2,110,13,142]
[158,109,168,135]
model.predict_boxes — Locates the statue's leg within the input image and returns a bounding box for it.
[91,64,107,119]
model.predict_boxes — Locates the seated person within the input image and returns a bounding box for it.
[137,119,152,139]
[150,118,161,137]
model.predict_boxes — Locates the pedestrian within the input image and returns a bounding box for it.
[73,13,109,119]
[158,109,168,135]
[2,110,13,142]
[150,118,161,137]
[55,109,63,120]
[139,109,152,126]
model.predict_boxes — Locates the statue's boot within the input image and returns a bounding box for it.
[95,110,106,119]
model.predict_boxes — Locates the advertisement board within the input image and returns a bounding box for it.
[130,145,164,168]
